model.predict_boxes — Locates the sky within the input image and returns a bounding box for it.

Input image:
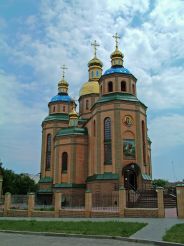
[0,0,184,181]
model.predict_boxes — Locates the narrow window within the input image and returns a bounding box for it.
[91,71,94,78]
[121,81,126,92]
[132,84,135,94]
[45,134,51,170]
[104,117,112,164]
[96,70,99,76]
[63,106,65,112]
[93,120,96,137]
[86,100,89,110]
[108,81,113,92]
[142,121,146,164]
[53,106,55,112]
[62,152,68,172]
[100,85,102,94]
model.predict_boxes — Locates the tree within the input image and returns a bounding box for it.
[1,166,37,194]
[152,179,169,188]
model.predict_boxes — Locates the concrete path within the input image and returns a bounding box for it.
[0,217,184,243]
[0,232,155,246]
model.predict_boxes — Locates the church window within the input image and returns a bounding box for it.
[121,81,126,92]
[108,81,113,92]
[45,134,51,170]
[86,100,89,110]
[142,121,146,164]
[91,71,94,78]
[132,84,135,94]
[63,106,65,112]
[53,106,55,112]
[100,85,102,94]
[96,70,99,76]
[62,152,68,172]
[93,120,96,137]
[104,117,112,164]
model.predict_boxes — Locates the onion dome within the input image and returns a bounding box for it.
[79,81,99,97]
[69,103,78,127]
[110,33,124,67]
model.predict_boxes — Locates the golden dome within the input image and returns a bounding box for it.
[88,57,103,67]
[58,79,68,86]
[110,48,124,58]
[79,81,99,97]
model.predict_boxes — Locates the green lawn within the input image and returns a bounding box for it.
[163,224,184,244]
[0,220,146,237]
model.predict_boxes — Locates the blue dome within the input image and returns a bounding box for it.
[50,94,72,103]
[104,67,131,75]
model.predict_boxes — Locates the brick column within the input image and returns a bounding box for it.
[54,191,62,217]
[157,187,165,218]
[28,193,35,217]
[85,190,92,217]
[176,184,184,219]
[0,175,3,198]
[4,192,11,216]
[119,186,126,217]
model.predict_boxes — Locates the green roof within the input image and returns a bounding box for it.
[54,183,86,188]
[56,127,88,137]
[38,177,53,183]
[43,113,69,123]
[37,189,53,194]
[86,172,119,182]
[142,173,152,181]
[93,92,147,109]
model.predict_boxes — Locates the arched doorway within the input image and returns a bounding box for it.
[122,163,140,190]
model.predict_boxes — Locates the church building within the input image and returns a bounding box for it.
[38,34,152,202]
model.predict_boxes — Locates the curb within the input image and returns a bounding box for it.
[0,230,183,246]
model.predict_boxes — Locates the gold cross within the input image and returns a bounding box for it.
[60,64,68,80]
[112,33,120,49]
[91,40,100,57]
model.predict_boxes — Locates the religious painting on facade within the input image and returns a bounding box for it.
[123,139,136,159]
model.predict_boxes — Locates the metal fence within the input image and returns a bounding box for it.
[62,193,85,210]
[92,192,119,211]
[34,196,54,211]
[11,195,28,210]
[126,189,157,208]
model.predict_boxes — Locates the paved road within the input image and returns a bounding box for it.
[0,232,153,246]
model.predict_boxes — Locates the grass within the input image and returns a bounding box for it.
[163,224,184,244]
[0,220,146,237]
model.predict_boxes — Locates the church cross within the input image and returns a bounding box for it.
[60,64,68,80]
[112,33,120,49]
[91,40,100,57]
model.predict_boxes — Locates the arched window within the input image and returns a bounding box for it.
[108,81,113,92]
[53,106,55,112]
[132,84,135,94]
[63,106,65,112]
[100,85,102,94]
[62,152,68,172]
[86,100,89,110]
[142,121,146,164]
[96,70,99,76]
[93,120,96,137]
[45,134,51,170]
[104,117,112,164]
[91,71,94,78]
[121,81,126,92]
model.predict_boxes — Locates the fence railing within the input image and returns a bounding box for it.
[126,189,157,208]
[92,192,119,211]
[0,196,4,211]
[62,193,85,210]
[11,195,28,209]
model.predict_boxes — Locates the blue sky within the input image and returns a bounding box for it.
[0,0,184,181]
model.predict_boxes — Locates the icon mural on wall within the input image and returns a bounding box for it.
[124,115,133,127]
[123,139,136,159]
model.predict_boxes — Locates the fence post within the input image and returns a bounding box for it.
[28,193,35,217]
[119,186,126,217]
[176,184,184,219]
[157,187,165,218]
[54,191,62,218]
[85,190,92,217]
[4,192,11,216]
